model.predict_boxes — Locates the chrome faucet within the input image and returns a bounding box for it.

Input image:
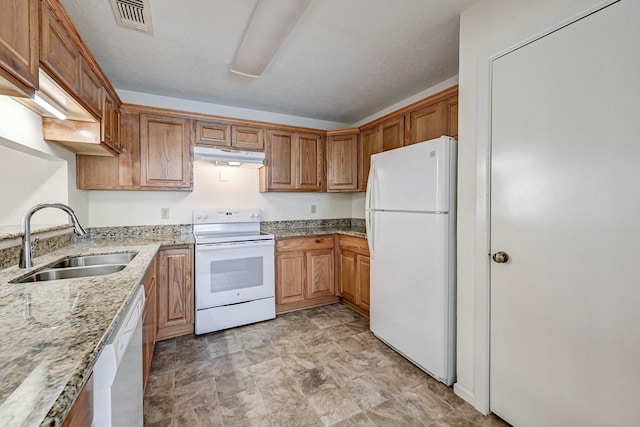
[20,202,87,268]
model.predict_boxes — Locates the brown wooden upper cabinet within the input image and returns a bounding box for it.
[195,120,265,152]
[101,90,120,153]
[40,0,81,95]
[326,131,359,192]
[260,130,324,192]
[409,101,447,145]
[381,116,404,152]
[0,0,39,97]
[140,113,193,189]
[79,57,102,119]
[359,126,381,191]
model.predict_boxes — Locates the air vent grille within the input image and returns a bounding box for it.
[110,0,153,34]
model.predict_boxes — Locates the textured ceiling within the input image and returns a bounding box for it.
[60,0,476,124]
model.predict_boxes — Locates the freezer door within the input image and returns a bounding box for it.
[369,210,455,384]
[368,136,454,212]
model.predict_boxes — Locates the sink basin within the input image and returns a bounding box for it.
[47,252,137,269]
[12,264,127,283]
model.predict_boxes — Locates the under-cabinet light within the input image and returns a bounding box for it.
[230,0,312,77]
[228,161,242,166]
[33,93,67,120]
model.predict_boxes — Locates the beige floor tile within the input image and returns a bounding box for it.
[172,378,217,414]
[211,351,250,376]
[245,343,280,365]
[341,376,395,411]
[269,400,324,427]
[173,403,223,427]
[396,384,455,424]
[144,304,503,427]
[219,388,270,423]
[174,359,215,388]
[366,398,425,427]
[207,335,243,358]
[428,411,476,427]
[294,366,339,396]
[307,386,362,426]
[331,412,376,427]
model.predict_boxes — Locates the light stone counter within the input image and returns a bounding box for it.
[261,218,367,239]
[0,235,192,426]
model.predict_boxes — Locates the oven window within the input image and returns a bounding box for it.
[209,256,263,292]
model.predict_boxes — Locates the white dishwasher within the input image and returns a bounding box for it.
[92,286,145,427]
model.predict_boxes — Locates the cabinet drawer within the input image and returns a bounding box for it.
[339,235,369,255]
[276,235,334,252]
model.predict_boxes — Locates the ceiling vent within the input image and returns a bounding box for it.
[109,0,154,34]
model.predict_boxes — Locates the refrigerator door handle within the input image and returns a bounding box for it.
[366,164,376,211]
[367,212,375,255]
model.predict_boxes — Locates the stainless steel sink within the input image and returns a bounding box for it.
[47,252,137,269]
[10,252,137,283]
[12,264,128,283]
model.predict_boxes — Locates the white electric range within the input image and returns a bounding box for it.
[193,209,275,334]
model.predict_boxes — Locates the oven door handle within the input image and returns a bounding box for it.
[196,240,274,250]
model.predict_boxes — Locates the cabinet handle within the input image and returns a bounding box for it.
[315,239,321,243]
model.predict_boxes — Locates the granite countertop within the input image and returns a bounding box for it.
[0,234,192,426]
[266,226,367,239]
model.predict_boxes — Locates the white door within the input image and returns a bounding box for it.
[490,1,640,426]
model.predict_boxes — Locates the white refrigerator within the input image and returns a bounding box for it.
[366,136,456,385]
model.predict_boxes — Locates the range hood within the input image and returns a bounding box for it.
[194,146,265,168]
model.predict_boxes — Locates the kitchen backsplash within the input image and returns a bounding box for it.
[85,224,193,239]
[261,218,363,231]
[0,231,73,270]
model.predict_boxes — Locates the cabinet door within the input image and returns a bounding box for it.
[232,125,264,151]
[380,116,404,152]
[446,97,458,139]
[140,114,192,189]
[409,101,447,145]
[141,259,156,394]
[79,58,102,119]
[339,249,357,304]
[276,252,306,304]
[356,254,370,312]
[61,373,93,427]
[266,130,296,190]
[40,2,80,93]
[359,127,380,191]
[297,133,324,191]
[307,249,334,299]
[100,91,121,153]
[195,120,231,147]
[0,0,38,96]
[157,247,194,339]
[327,133,358,192]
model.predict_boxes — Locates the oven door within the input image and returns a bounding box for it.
[195,239,275,309]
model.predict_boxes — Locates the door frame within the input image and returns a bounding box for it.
[470,0,617,414]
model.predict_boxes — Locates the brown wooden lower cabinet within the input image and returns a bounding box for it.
[275,235,338,313]
[156,245,194,340]
[141,256,157,395]
[338,235,370,317]
[62,373,93,427]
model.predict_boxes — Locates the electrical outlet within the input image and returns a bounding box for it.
[311,204,317,214]
[160,208,170,219]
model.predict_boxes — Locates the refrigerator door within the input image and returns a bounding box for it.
[367,136,455,213]
[369,210,455,385]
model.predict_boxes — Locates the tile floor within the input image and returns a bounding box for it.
[144,303,509,427]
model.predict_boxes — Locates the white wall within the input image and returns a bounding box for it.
[456,0,588,412]
[0,97,89,226]
[87,161,353,226]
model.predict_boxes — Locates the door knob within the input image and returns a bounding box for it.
[492,251,510,263]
